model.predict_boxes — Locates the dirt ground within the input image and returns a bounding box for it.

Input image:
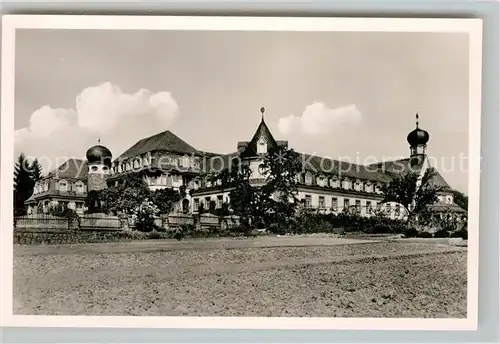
[13,237,467,318]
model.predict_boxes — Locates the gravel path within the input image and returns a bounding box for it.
[13,240,467,318]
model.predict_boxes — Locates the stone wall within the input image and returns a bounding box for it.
[14,229,144,245]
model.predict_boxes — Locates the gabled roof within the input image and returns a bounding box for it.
[117,130,199,160]
[46,158,87,180]
[240,119,280,157]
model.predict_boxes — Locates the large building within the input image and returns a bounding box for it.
[26,109,466,218]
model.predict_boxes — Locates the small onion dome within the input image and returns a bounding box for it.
[86,144,112,167]
[407,113,430,146]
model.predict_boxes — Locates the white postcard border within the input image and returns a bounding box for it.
[1,15,482,331]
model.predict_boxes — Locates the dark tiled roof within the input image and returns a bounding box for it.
[301,154,391,182]
[368,156,451,190]
[429,170,452,190]
[46,158,88,180]
[428,201,467,213]
[199,152,240,174]
[241,119,279,157]
[117,130,199,160]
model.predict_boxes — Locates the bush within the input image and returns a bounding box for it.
[229,224,255,237]
[267,223,286,235]
[132,199,159,232]
[404,227,419,238]
[434,229,450,238]
[451,228,468,239]
[416,231,433,238]
[155,225,167,232]
[172,224,196,241]
[366,224,393,234]
[148,231,163,240]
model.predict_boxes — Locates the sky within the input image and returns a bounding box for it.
[14,29,470,193]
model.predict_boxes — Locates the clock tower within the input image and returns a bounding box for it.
[85,139,112,213]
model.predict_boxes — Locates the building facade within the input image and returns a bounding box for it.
[25,109,466,219]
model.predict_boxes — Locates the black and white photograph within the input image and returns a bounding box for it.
[1,16,482,330]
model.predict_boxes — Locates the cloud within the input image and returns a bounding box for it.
[278,102,362,136]
[15,82,179,174]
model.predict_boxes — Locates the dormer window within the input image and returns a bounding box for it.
[75,181,84,194]
[257,137,267,154]
[58,180,68,192]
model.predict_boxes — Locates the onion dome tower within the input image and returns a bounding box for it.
[407,113,430,157]
[86,139,112,192]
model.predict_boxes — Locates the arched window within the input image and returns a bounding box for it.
[91,166,98,172]
[58,179,68,192]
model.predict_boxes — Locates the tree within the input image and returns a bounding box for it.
[13,153,35,216]
[260,146,302,227]
[30,159,43,182]
[132,199,160,232]
[451,189,468,211]
[152,188,181,214]
[211,161,259,227]
[211,146,302,228]
[381,167,444,226]
[88,173,151,215]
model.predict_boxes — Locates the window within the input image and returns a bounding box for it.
[91,166,98,172]
[76,203,83,210]
[58,180,68,192]
[386,203,391,213]
[367,202,373,213]
[305,172,313,185]
[193,179,200,190]
[204,197,211,209]
[305,195,312,208]
[355,200,361,211]
[193,198,199,211]
[102,166,109,172]
[365,182,372,192]
[318,196,325,208]
[317,176,326,187]
[217,195,223,209]
[344,198,350,210]
[257,137,267,154]
[332,197,338,210]
[180,156,190,168]
[354,181,361,191]
[75,181,84,193]
[342,179,351,190]
[330,178,339,188]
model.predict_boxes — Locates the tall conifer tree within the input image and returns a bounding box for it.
[13,153,35,216]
